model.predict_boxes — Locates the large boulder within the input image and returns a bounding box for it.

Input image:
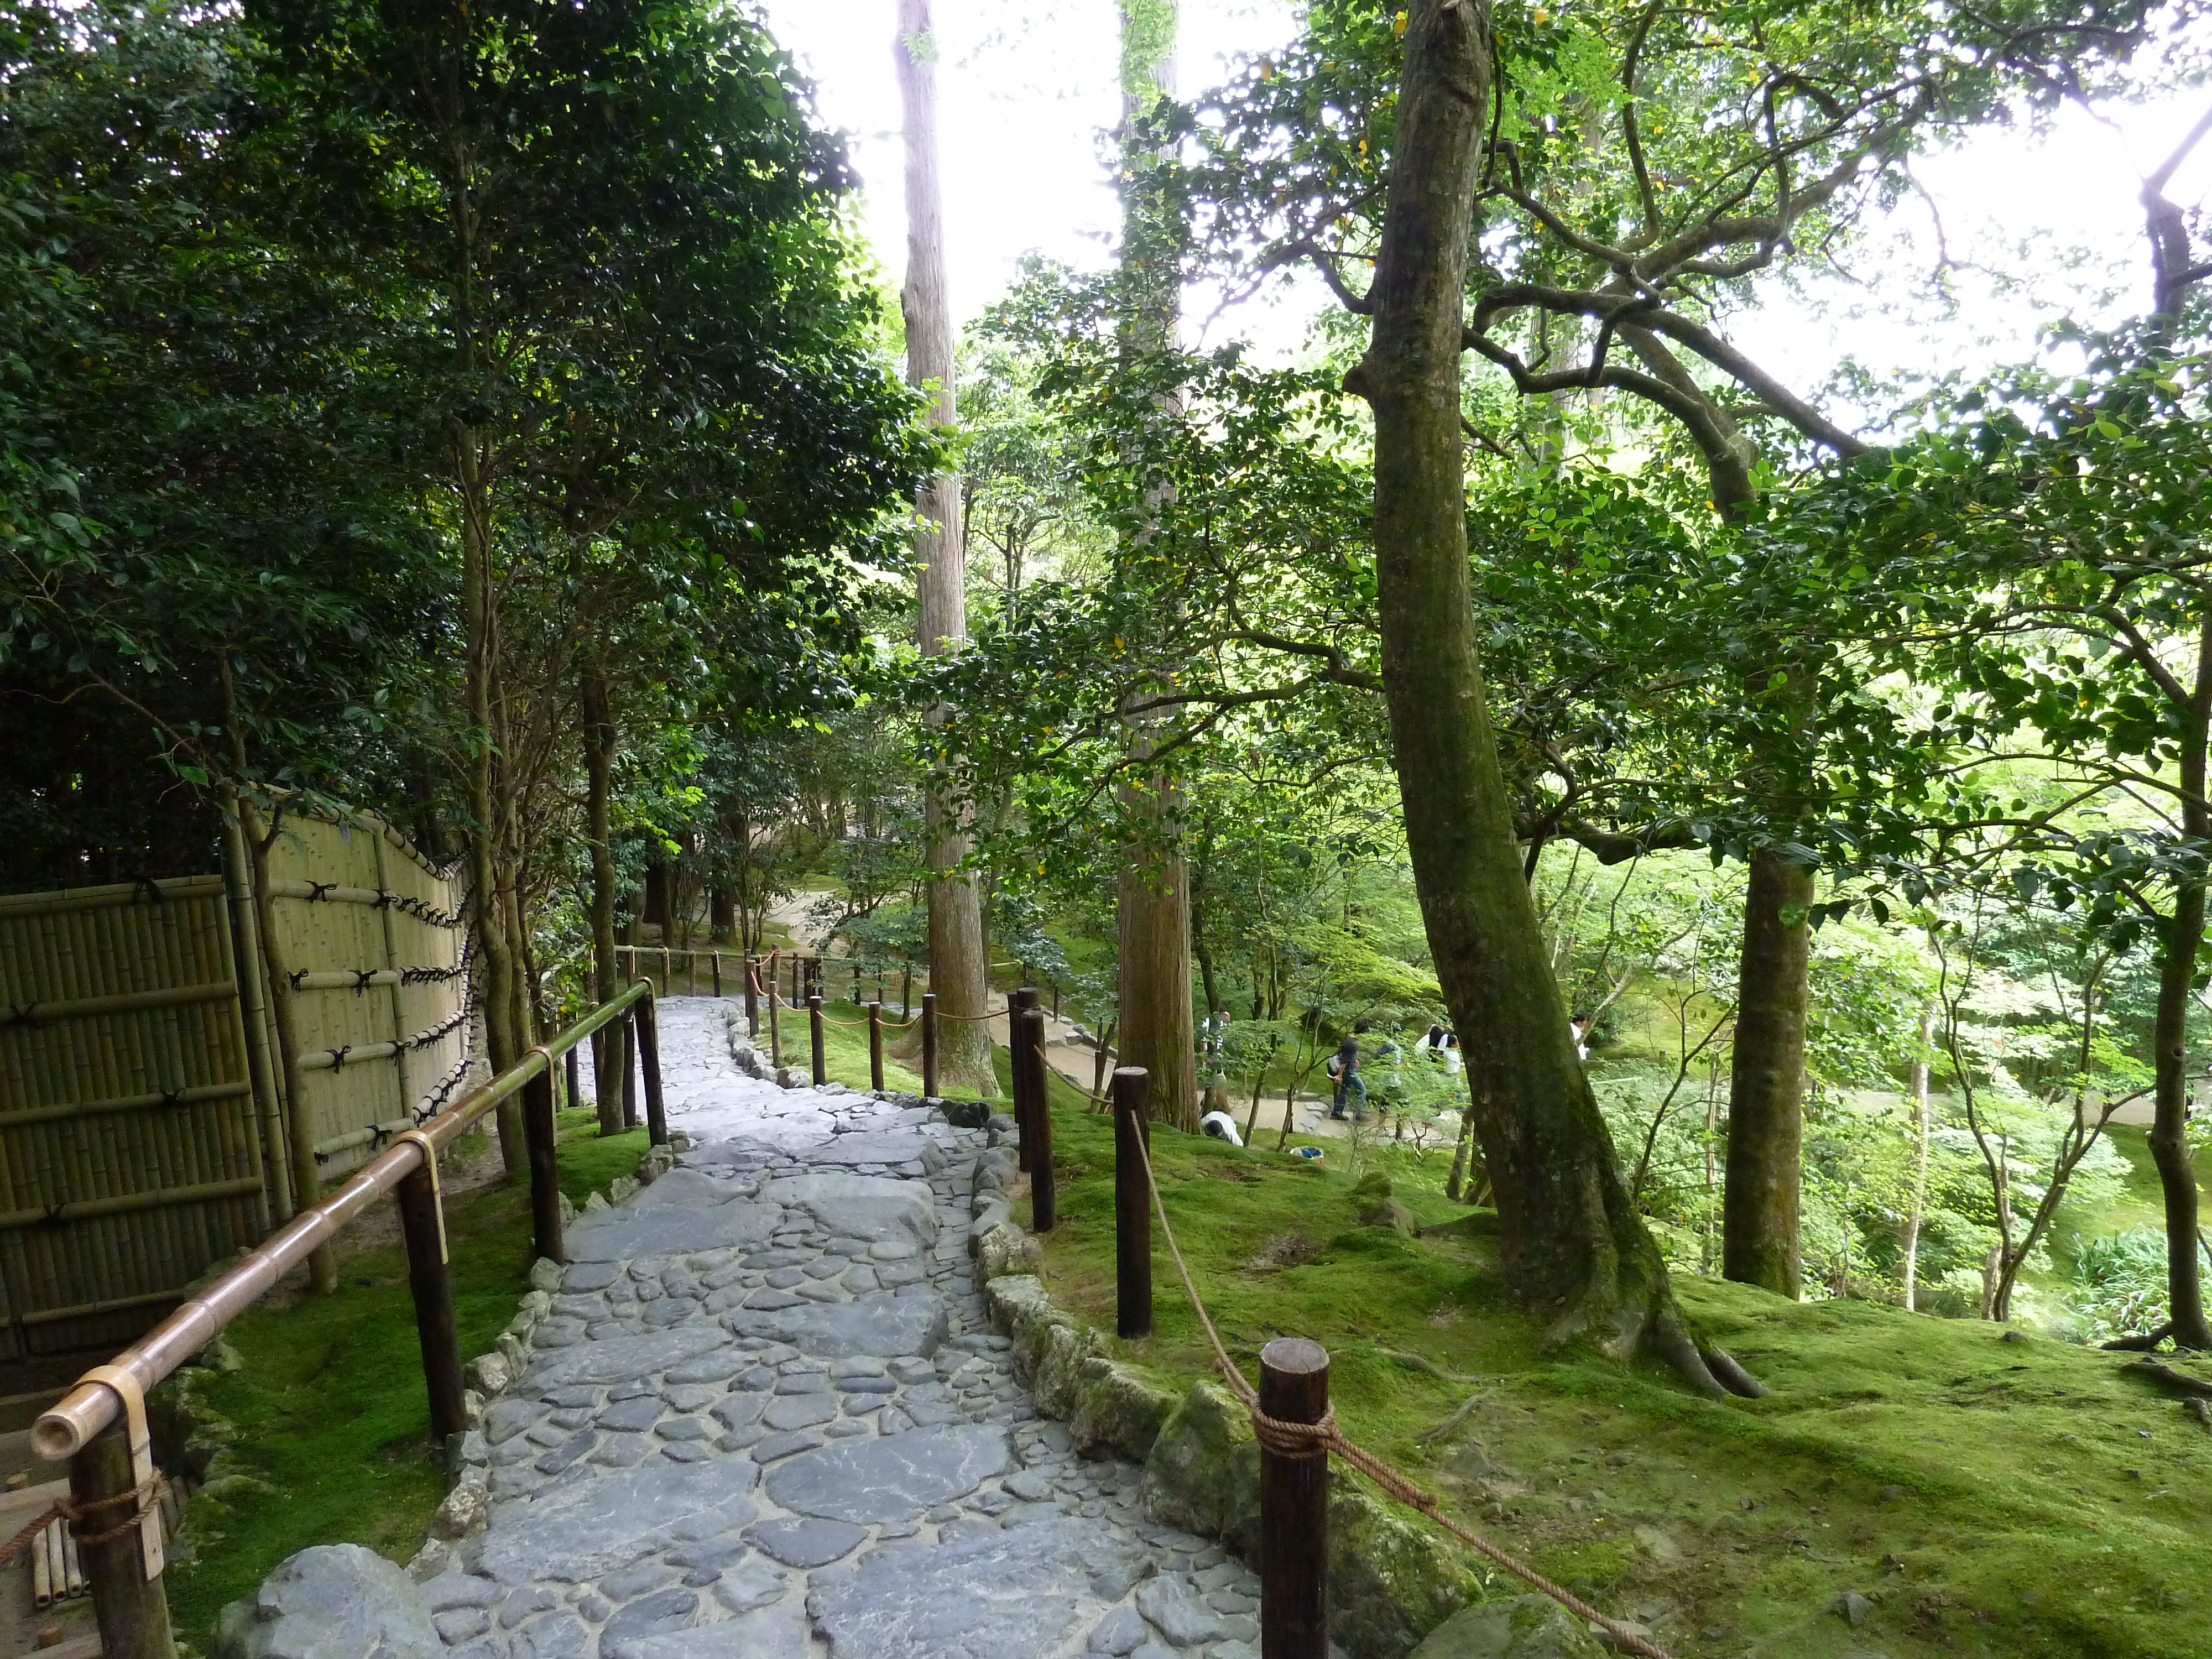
[212,1543,439,1659]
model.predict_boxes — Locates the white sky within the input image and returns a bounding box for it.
[757,1,2212,416]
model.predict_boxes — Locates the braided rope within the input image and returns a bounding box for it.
[0,1474,168,1564]
[1125,1131,1676,1659]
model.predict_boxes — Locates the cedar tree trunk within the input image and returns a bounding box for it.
[896,0,994,1095]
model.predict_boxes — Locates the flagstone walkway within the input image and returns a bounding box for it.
[421,998,1263,1659]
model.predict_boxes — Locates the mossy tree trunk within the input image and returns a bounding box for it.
[1723,846,1812,1298]
[1344,0,1724,1392]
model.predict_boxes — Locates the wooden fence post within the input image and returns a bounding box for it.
[1021,1006,1054,1233]
[1259,1337,1331,1659]
[901,965,912,1019]
[808,994,826,1086]
[768,973,782,1069]
[711,952,722,998]
[620,1020,640,1131]
[564,1045,580,1117]
[869,1002,885,1093]
[1011,987,1039,1171]
[523,1062,565,1267]
[397,1153,465,1443]
[744,955,759,1036]
[922,992,937,1099]
[70,1423,173,1659]
[659,947,671,997]
[637,999,669,1146]
[1112,1066,1153,1338]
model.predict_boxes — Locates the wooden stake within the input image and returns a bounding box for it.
[1259,1337,1331,1659]
[901,965,912,1020]
[1112,1067,1152,1338]
[922,993,937,1099]
[743,955,759,1036]
[1011,987,1039,1172]
[869,1003,885,1093]
[523,1065,564,1266]
[396,1151,463,1443]
[1022,1006,1053,1233]
[768,973,782,1069]
[564,1045,580,1115]
[711,952,722,998]
[636,1001,668,1146]
[69,1423,173,1659]
[808,994,826,1086]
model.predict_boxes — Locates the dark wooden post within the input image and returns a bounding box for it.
[1022,1006,1055,1232]
[869,1002,885,1093]
[397,1151,465,1442]
[1052,982,1061,1021]
[70,1423,174,1659]
[564,1044,580,1114]
[1011,987,1039,1171]
[1112,1066,1153,1338]
[523,1063,565,1265]
[619,1018,640,1130]
[660,946,671,996]
[808,994,827,1086]
[1259,1337,1332,1659]
[768,973,782,1068]
[637,999,669,1145]
[901,964,912,1019]
[744,954,760,1036]
[922,992,938,1099]
[711,951,722,998]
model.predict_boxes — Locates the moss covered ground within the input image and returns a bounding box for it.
[164,1110,651,1646]
[1025,1086,2212,1658]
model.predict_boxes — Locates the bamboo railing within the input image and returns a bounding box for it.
[24,981,667,1659]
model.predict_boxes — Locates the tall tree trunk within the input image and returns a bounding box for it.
[2150,613,2212,1347]
[582,665,625,1134]
[1900,995,1936,1313]
[1113,0,1199,1133]
[1723,846,1813,1297]
[1344,0,1723,1394]
[896,0,993,1095]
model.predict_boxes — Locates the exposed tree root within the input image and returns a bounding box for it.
[1700,1345,1772,1399]
[2122,1357,2212,1399]
[2104,1321,2174,1352]
[1379,1345,1481,1386]
[1416,1389,1493,1443]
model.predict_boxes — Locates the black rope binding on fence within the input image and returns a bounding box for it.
[131,875,164,904]
[352,969,376,994]
[328,1045,351,1072]
[305,881,336,902]
[160,1089,188,1110]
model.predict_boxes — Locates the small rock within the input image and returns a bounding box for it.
[1086,1603,1148,1655]
[1833,1589,1874,1628]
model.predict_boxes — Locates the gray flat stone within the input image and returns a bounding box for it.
[763,1393,838,1432]
[760,1172,937,1246]
[596,1396,662,1434]
[523,1327,727,1389]
[764,1423,1009,1524]
[627,1168,735,1210]
[212,1543,440,1659]
[663,1348,749,1385]
[1136,1575,1233,1646]
[747,1516,867,1568]
[726,1289,948,1359]
[564,1198,784,1262]
[562,1262,623,1292]
[596,1587,697,1659]
[1088,1603,1149,1655]
[629,1594,807,1658]
[481,1458,760,1584]
[812,1516,1139,1659]
[750,1430,825,1462]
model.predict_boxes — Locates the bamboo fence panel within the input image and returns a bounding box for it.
[258,806,469,1184]
[0,800,471,1391]
[0,876,260,1384]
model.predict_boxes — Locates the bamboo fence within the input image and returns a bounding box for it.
[0,801,472,1392]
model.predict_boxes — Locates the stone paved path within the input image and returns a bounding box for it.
[420,998,1262,1659]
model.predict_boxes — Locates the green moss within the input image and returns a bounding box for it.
[163,1114,648,1645]
[1030,1098,2212,1658]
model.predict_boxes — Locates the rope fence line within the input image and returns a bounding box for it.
[1124,1129,1677,1659]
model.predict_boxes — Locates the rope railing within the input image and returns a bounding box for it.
[1121,1120,1677,1659]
